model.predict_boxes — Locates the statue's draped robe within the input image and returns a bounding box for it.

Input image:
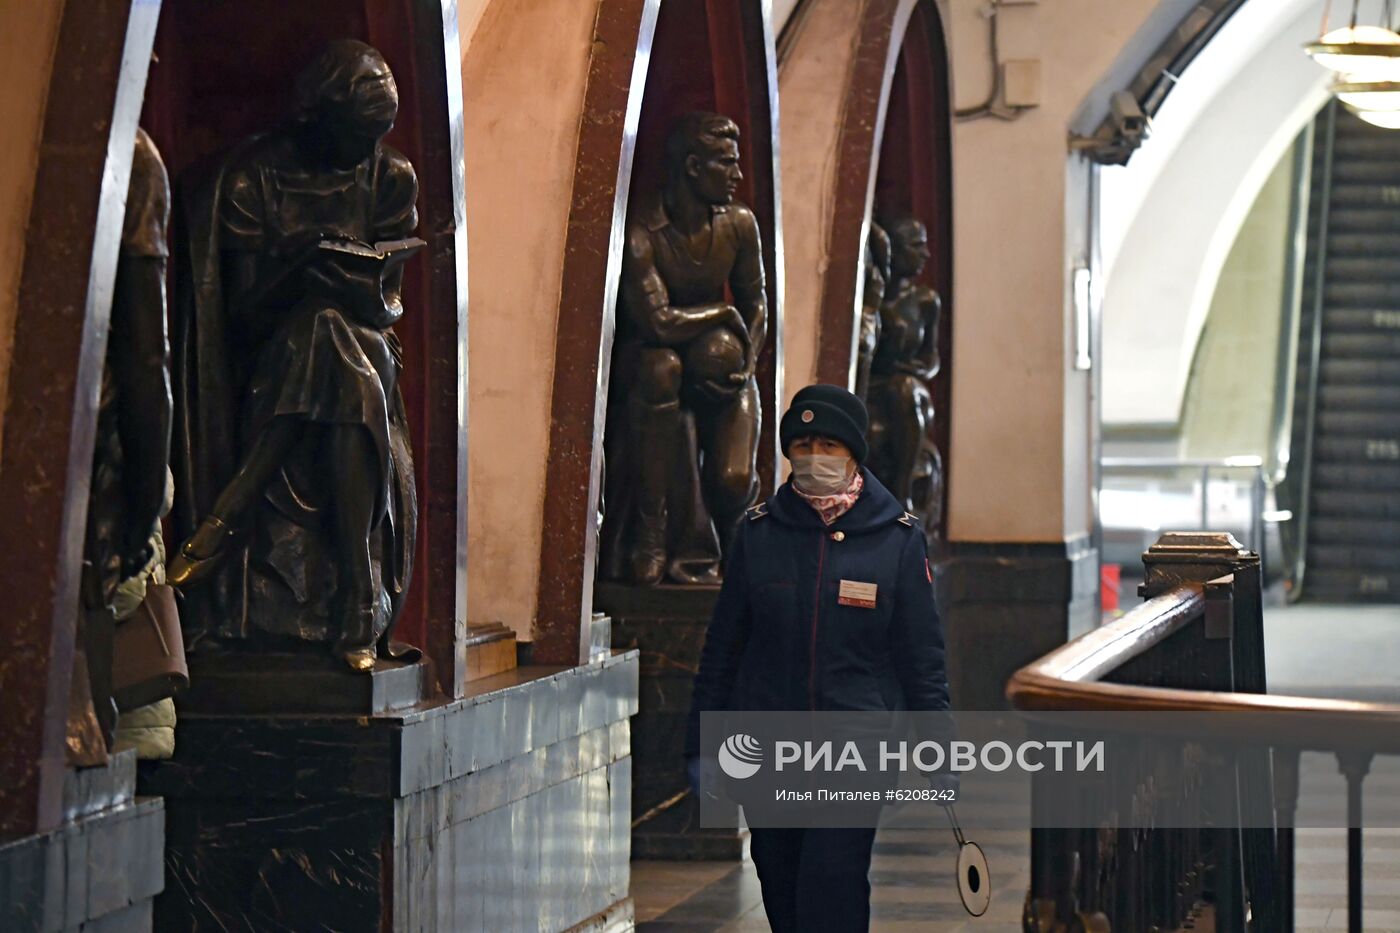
[172,130,418,649]
[87,128,170,611]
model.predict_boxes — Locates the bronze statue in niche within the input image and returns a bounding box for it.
[69,128,177,760]
[170,40,423,672]
[599,112,768,586]
[866,216,943,535]
[855,222,890,403]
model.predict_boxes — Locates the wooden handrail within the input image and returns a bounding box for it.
[1006,580,1400,755]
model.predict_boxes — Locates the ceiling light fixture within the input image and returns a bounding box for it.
[1308,1,1400,125]
[1306,23,1400,77]
[1353,107,1400,127]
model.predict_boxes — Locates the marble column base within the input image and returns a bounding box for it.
[144,652,639,932]
[936,535,1098,709]
[0,750,164,933]
[464,622,518,682]
[598,582,747,861]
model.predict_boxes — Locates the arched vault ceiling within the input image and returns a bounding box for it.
[1100,0,1329,426]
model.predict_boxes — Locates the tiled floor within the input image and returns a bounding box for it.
[632,828,1400,931]
[1293,829,1400,932]
[632,826,1028,932]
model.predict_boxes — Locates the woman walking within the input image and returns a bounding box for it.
[686,383,951,932]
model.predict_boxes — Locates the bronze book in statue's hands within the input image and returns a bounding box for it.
[316,236,427,277]
[302,237,427,329]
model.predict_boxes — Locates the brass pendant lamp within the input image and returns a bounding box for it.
[1307,0,1400,125]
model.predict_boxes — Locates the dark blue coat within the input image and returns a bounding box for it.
[685,469,949,757]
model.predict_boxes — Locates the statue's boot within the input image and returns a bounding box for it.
[334,606,378,673]
[628,398,681,585]
[167,515,234,589]
[630,503,668,585]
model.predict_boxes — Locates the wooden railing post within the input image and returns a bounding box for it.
[1274,747,1301,933]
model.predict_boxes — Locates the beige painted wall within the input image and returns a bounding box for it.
[460,0,597,637]
[0,3,64,454]
[1181,139,1296,463]
[946,0,1160,542]
[777,0,867,407]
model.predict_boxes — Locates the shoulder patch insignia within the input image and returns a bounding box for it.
[747,503,769,521]
[897,512,918,527]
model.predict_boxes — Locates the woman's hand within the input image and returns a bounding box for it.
[926,769,959,806]
[687,756,721,800]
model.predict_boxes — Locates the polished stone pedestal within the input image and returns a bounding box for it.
[178,650,432,715]
[144,652,639,932]
[598,583,746,861]
[0,750,164,932]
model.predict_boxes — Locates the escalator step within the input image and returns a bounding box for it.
[1307,544,1400,570]
[1321,308,1400,333]
[1312,489,1400,518]
[1327,190,1400,211]
[1328,162,1400,184]
[1317,385,1400,411]
[1321,135,1400,156]
[1324,281,1400,305]
[1328,209,1400,234]
[1320,333,1400,357]
[1325,256,1400,280]
[1313,436,1400,460]
[1321,232,1400,257]
[1313,462,1400,489]
[1319,359,1400,384]
[1300,569,1400,601]
[1314,411,1400,435]
[1309,517,1400,546]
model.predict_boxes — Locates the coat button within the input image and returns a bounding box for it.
[831,531,845,542]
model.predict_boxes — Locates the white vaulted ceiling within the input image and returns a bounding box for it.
[1100,0,1331,426]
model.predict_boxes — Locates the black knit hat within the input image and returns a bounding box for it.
[780,384,869,464]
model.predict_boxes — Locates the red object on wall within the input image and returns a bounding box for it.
[1101,563,1121,612]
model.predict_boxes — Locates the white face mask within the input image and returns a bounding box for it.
[790,453,853,496]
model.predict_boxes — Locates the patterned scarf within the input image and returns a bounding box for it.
[793,468,864,526]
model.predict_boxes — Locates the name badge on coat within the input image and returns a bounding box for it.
[837,580,878,608]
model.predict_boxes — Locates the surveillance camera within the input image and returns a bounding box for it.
[1109,91,1148,138]
[1070,90,1153,164]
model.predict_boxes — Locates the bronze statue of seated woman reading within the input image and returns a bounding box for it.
[170,40,422,673]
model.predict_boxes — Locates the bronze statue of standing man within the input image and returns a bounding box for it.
[600,113,768,586]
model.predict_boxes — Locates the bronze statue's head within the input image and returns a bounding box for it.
[295,39,399,145]
[886,216,931,279]
[665,112,743,206]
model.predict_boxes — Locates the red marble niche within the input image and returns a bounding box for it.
[873,0,953,548]
[627,0,783,494]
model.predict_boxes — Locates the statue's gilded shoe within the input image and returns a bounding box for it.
[342,647,376,672]
[167,515,233,588]
[335,608,378,673]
